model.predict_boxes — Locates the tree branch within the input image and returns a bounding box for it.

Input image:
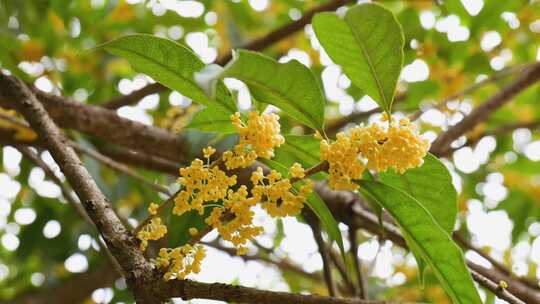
[0,73,157,302]
[17,146,125,275]
[305,214,338,297]
[0,88,189,162]
[409,64,530,121]
[161,279,397,304]
[430,62,540,156]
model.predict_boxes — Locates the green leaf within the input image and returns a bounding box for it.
[100,34,236,113]
[274,135,321,167]
[305,189,346,259]
[221,50,326,131]
[358,181,482,304]
[186,106,235,134]
[379,154,457,284]
[380,154,457,234]
[312,3,404,111]
[187,82,238,134]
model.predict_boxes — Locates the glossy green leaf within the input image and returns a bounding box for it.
[186,106,235,134]
[221,50,326,131]
[358,181,482,304]
[312,3,404,111]
[100,34,236,113]
[274,135,320,167]
[380,153,457,234]
[187,81,238,134]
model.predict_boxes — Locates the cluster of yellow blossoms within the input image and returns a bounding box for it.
[169,112,311,257]
[173,147,237,216]
[251,167,312,218]
[205,185,263,255]
[138,108,428,281]
[223,112,285,169]
[155,244,206,281]
[321,114,429,191]
[136,203,167,251]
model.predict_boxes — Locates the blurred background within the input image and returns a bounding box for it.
[0,0,539,303]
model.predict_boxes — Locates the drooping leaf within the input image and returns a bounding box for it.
[312,3,404,111]
[100,34,236,113]
[221,50,326,131]
[358,181,482,304]
[380,153,457,234]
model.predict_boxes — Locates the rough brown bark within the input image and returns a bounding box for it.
[0,88,189,162]
[0,73,159,303]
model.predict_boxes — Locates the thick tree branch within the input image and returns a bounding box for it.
[430,62,540,156]
[0,73,157,302]
[10,265,117,304]
[160,279,396,304]
[0,88,189,162]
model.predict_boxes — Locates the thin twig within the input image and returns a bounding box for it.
[409,64,529,121]
[430,62,540,156]
[349,227,367,299]
[17,146,125,276]
[469,269,526,304]
[305,214,338,297]
[328,245,357,296]
[0,110,172,196]
[454,234,540,292]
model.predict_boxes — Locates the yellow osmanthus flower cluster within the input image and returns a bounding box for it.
[136,202,168,251]
[173,151,237,216]
[155,244,206,281]
[206,185,263,255]
[223,112,285,169]
[251,167,313,218]
[321,114,429,190]
[148,111,316,278]
[136,217,167,251]
[320,132,366,191]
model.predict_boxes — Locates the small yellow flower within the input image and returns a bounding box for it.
[148,203,159,216]
[189,227,198,236]
[155,244,206,280]
[319,114,430,190]
[289,162,305,179]
[174,158,237,216]
[352,116,430,174]
[251,168,311,218]
[205,186,263,255]
[320,133,365,191]
[203,146,216,159]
